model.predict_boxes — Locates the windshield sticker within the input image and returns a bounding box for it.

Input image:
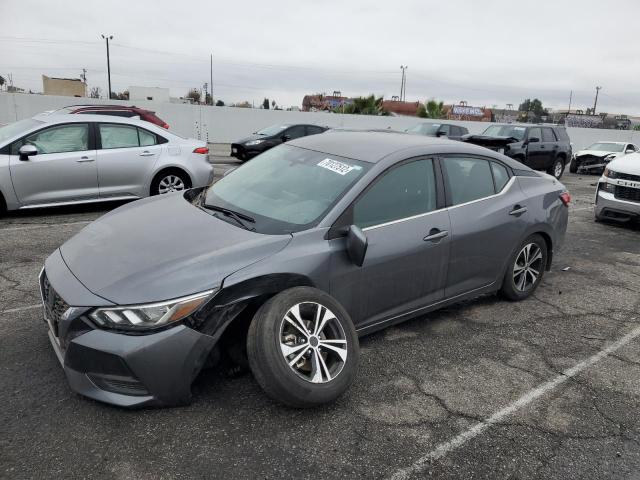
[317,158,356,175]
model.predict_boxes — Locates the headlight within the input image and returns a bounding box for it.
[89,290,216,331]
[604,153,617,160]
[245,139,264,146]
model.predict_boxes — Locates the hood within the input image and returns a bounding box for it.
[234,133,268,144]
[607,152,640,175]
[576,149,619,158]
[461,135,519,147]
[60,193,291,305]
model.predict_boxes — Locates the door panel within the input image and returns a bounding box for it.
[445,179,528,297]
[96,123,161,198]
[525,127,546,169]
[9,123,98,205]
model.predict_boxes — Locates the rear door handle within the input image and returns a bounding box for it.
[140,151,155,157]
[76,156,94,163]
[423,229,449,242]
[509,205,528,216]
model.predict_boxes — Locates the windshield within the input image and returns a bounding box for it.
[0,119,43,145]
[256,124,288,136]
[204,145,370,234]
[586,142,625,152]
[482,125,527,141]
[405,123,440,136]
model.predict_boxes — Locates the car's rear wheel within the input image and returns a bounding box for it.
[500,234,548,301]
[151,170,191,195]
[247,287,359,408]
[548,157,565,179]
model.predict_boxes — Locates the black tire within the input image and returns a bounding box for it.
[500,234,548,301]
[150,169,191,196]
[0,192,6,217]
[569,158,578,173]
[247,287,359,408]
[547,157,565,179]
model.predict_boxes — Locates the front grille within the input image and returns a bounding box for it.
[41,273,70,337]
[615,185,640,203]
[578,155,605,167]
[611,171,640,182]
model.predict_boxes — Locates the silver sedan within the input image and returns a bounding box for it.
[0,114,214,212]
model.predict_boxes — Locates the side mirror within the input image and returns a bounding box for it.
[281,134,291,142]
[625,149,634,154]
[527,137,540,143]
[436,130,448,137]
[19,144,38,161]
[346,225,368,267]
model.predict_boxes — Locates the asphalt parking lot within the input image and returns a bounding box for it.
[1,168,639,480]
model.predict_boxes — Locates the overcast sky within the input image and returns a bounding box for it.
[2,0,639,114]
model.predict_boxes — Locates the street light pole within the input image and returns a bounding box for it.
[400,65,408,101]
[101,34,113,99]
[593,86,602,115]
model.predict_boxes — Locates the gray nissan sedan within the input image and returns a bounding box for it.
[40,131,569,408]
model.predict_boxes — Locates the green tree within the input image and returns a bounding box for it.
[417,99,446,119]
[186,88,201,103]
[337,95,388,115]
[262,98,270,109]
[518,98,547,117]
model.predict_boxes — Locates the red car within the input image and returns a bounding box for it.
[56,104,170,129]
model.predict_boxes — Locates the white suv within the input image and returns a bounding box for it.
[595,152,640,223]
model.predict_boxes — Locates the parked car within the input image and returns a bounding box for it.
[405,122,468,140]
[0,115,213,213]
[40,131,569,408]
[231,123,327,161]
[595,152,640,223]
[55,105,170,129]
[570,141,638,174]
[462,124,572,179]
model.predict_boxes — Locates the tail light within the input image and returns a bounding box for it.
[559,192,571,206]
[193,147,209,154]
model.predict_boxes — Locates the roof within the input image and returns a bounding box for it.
[382,100,420,116]
[288,130,487,163]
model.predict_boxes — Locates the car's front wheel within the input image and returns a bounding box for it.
[247,287,359,407]
[500,234,548,301]
[548,157,565,179]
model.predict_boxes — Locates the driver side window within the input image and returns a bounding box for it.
[12,124,89,155]
[285,125,306,140]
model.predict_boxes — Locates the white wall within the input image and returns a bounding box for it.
[2,92,639,151]
[128,86,170,103]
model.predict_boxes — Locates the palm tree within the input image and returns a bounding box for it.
[417,99,446,119]
[339,95,387,115]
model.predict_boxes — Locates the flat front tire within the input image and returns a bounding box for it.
[247,287,359,408]
[500,234,548,301]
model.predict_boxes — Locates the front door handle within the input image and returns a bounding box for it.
[76,156,94,163]
[423,229,448,242]
[509,205,528,216]
[139,151,155,157]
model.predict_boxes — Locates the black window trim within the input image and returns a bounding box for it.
[328,155,443,239]
[438,154,514,208]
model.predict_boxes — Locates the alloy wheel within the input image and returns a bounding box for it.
[279,302,347,383]
[158,175,185,194]
[513,243,544,292]
[554,161,563,178]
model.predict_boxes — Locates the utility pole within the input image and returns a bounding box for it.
[210,54,213,105]
[80,68,87,96]
[101,34,113,99]
[568,90,573,115]
[593,86,602,115]
[203,82,208,105]
[400,65,407,101]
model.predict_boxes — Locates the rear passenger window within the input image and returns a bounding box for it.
[491,162,509,192]
[542,128,556,142]
[443,157,495,205]
[138,129,157,146]
[353,159,436,229]
[99,124,139,149]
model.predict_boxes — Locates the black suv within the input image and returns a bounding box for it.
[462,124,572,179]
[231,123,327,161]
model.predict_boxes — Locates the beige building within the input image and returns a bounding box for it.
[42,75,86,97]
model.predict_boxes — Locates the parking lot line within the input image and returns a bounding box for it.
[389,324,640,480]
[0,220,91,232]
[1,303,41,315]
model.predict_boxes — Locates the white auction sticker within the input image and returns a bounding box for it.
[317,158,356,175]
